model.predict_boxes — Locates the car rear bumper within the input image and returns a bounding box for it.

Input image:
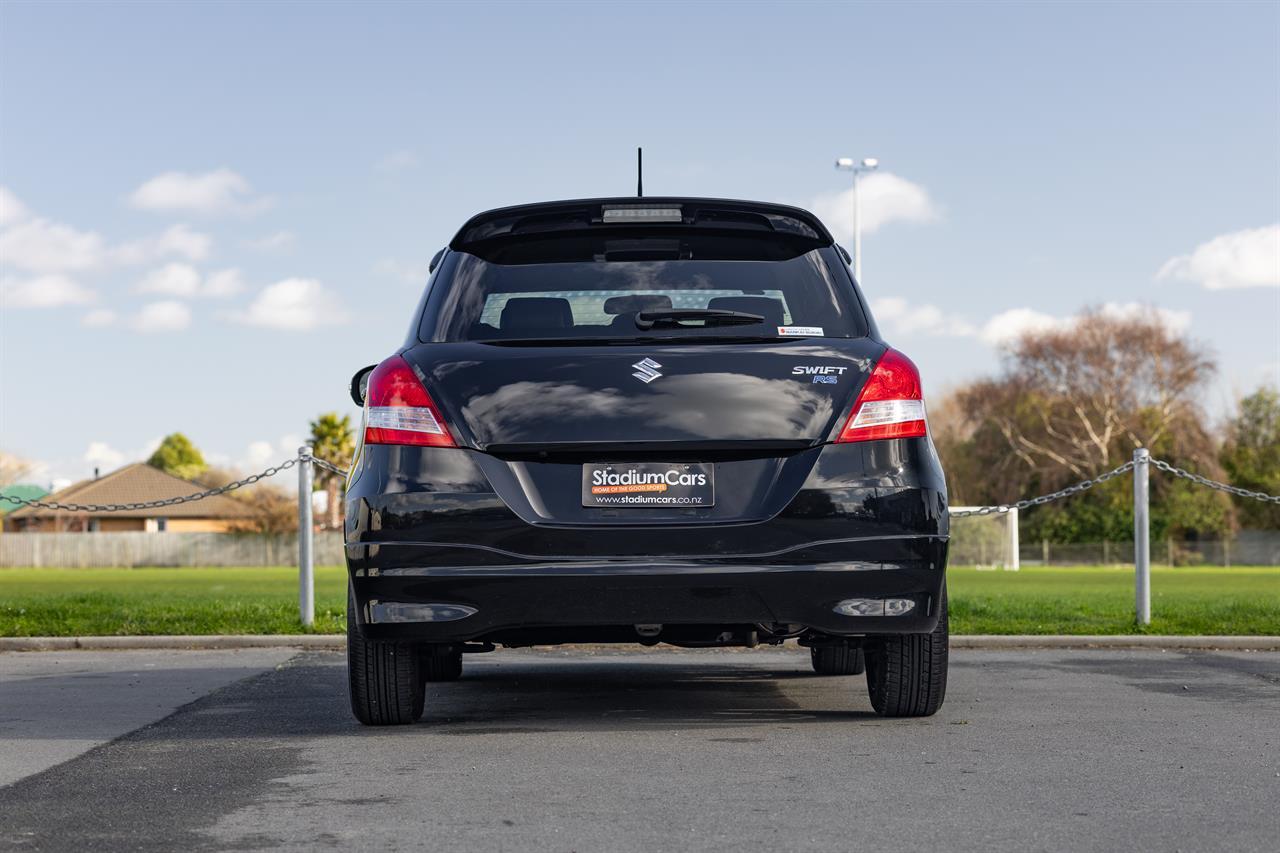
[345,439,949,642]
[349,551,946,642]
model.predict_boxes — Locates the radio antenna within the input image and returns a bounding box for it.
[637,147,643,197]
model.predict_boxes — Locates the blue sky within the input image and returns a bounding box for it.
[2,0,1278,488]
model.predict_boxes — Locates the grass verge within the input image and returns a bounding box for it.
[0,566,349,636]
[0,564,1275,637]
[949,565,1279,635]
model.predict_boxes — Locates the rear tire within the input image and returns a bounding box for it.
[347,586,424,725]
[865,586,948,717]
[421,646,463,682]
[810,645,864,675]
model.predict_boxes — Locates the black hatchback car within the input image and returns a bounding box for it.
[344,197,949,725]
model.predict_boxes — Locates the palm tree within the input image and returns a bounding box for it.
[308,413,355,529]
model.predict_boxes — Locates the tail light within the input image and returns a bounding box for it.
[836,348,927,442]
[364,355,456,447]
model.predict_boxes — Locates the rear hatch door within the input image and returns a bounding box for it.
[403,338,884,526]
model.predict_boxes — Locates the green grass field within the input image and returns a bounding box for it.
[0,565,1276,637]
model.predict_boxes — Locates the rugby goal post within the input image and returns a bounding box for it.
[949,507,1020,571]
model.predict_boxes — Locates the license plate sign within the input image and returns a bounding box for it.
[582,463,715,508]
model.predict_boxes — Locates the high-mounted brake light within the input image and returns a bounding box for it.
[364,355,456,447]
[602,204,683,223]
[836,349,927,443]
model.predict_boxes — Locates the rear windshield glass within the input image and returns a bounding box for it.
[418,246,865,342]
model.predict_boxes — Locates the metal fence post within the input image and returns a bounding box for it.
[1133,448,1150,625]
[1008,506,1020,570]
[298,445,315,628]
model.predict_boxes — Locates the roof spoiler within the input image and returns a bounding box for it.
[449,197,835,254]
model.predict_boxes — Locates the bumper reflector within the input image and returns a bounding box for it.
[367,601,478,624]
[833,598,916,617]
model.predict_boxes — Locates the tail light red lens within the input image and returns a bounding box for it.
[364,355,456,447]
[836,348,927,443]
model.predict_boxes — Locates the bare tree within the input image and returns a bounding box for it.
[197,467,299,534]
[225,484,299,534]
[0,451,34,488]
[955,307,1220,492]
[934,307,1234,540]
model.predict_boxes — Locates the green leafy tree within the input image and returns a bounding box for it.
[309,413,355,529]
[1220,386,1280,529]
[146,433,207,480]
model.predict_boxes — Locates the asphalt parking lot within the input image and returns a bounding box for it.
[2,646,1277,852]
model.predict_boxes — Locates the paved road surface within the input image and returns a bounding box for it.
[1,647,1277,852]
[0,649,294,787]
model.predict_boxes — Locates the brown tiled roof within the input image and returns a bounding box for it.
[6,463,256,519]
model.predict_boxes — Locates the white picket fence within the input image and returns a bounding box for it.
[0,531,346,568]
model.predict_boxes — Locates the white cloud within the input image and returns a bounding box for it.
[243,440,277,471]
[131,300,192,333]
[81,308,118,327]
[136,262,201,297]
[133,264,245,299]
[0,218,107,273]
[236,435,304,481]
[377,150,420,172]
[204,268,245,298]
[247,230,295,251]
[0,215,210,273]
[810,172,941,244]
[869,299,1192,347]
[21,436,164,489]
[128,168,271,215]
[232,278,349,330]
[374,258,431,283]
[83,441,125,472]
[979,308,1063,345]
[0,186,29,227]
[112,223,212,264]
[0,274,96,308]
[871,297,975,337]
[1097,301,1191,332]
[1157,224,1280,290]
[979,302,1191,346]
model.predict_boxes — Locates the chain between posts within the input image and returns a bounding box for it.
[949,460,1137,518]
[950,456,1280,517]
[0,458,302,513]
[309,456,351,478]
[0,451,1273,515]
[1149,458,1280,504]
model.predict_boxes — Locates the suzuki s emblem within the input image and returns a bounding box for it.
[631,357,663,384]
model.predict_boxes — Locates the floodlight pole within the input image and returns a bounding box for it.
[853,169,863,282]
[298,445,315,628]
[834,157,878,282]
[1133,448,1151,625]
